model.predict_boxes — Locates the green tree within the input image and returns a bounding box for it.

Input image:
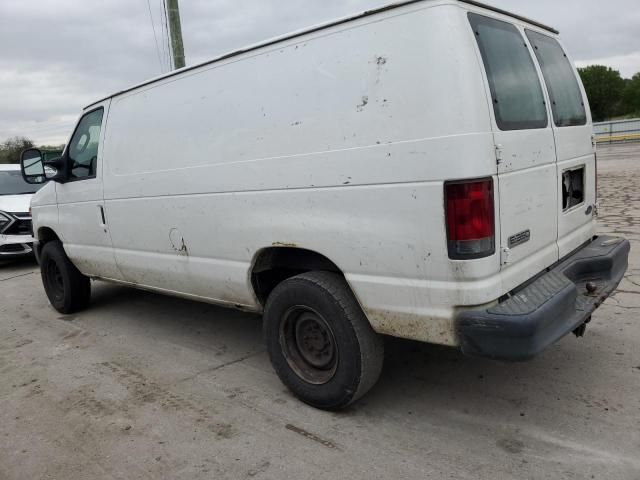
[578,65,626,121]
[622,73,640,116]
[0,136,34,164]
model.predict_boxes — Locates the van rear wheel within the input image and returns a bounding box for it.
[263,271,384,410]
[40,241,91,314]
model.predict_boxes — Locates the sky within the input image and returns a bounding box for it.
[1,0,638,145]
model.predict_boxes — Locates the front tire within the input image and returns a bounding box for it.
[40,241,91,314]
[263,271,384,410]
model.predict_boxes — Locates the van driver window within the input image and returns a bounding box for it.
[68,108,104,179]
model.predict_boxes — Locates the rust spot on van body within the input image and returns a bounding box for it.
[356,96,369,112]
[169,228,189,256]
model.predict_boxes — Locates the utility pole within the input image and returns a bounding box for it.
[166,0,186,69]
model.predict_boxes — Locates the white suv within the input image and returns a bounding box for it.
[0,164,40,258]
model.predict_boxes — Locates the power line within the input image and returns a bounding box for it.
[18,122,75,134]
[20,119,75,129]
[146,0,164,73]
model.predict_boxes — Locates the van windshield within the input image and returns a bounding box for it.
[0,170,42,195]
[469,13,548,131]
[526,30,587,127]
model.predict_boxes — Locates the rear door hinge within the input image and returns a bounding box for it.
[501,246,511,265]
[495,144,504,165]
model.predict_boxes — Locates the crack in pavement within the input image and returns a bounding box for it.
[0,271,37,282]
[173,350,266,387]
[614,289,640,296]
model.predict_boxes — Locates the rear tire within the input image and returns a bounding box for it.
[40,241,91,314]
[263,271,384,410]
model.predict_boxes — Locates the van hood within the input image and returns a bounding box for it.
[0,194,33,214]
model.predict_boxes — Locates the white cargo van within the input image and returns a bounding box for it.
[21,0,629,410]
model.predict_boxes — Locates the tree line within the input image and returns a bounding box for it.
[578,66,640,122]
[0,137,34,164]
[0,137,63,164]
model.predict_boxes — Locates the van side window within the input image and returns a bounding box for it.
[469,14,548,131]
[68,108,104,180]
[525,30,587,127]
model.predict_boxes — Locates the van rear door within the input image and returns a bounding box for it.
[469,13,559,273]
[525,30,596,258]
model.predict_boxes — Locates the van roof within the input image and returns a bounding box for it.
[85,0,558,110]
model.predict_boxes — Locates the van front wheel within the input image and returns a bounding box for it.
[40,241,91,314]
[263,271,384,410]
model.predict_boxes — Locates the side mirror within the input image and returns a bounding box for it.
[21,149,66,184]
[21,148,46,184]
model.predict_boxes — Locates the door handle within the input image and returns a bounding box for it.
[98,205,107,230]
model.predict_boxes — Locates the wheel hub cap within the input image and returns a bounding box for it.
[279,306,338,385]
[295,313,335,369]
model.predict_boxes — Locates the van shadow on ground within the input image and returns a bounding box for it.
[86,279,612,420]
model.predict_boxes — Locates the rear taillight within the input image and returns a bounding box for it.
[445,178,495,260]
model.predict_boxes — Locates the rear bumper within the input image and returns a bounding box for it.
[456,236,630,361]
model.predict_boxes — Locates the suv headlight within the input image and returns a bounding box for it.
[0,211,11,233]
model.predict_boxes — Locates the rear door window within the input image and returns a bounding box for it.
[469,13,548,131]
[525,30,587,127]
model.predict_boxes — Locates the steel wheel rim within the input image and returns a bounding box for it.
[44,258,64,302]
[279,306,338,385]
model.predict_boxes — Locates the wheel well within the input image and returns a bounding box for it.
[251,247,341,306]
[35,227,60,256]
[38,227,60,245]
